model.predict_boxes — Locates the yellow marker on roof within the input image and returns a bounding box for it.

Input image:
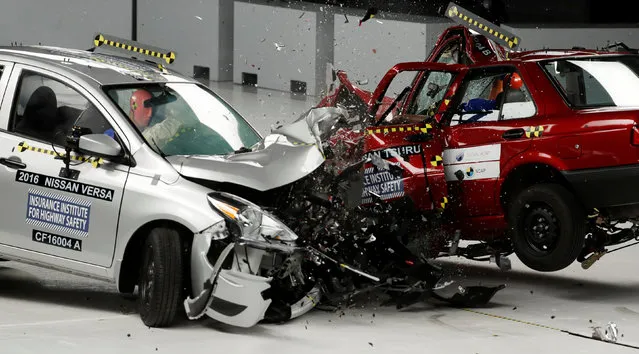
[93,33,177,65]
[445,2,521,50]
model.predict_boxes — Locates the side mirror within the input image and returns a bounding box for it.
[78,134,122,158]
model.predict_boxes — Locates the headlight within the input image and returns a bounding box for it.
[207,191,297,244]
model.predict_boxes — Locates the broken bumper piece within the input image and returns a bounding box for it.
[184,238,275,328]
[185,210,308,328]
[204,269,272,327]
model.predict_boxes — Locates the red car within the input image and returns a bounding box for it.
[317,5,639,272]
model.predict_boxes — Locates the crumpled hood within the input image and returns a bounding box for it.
[168,107,350,192]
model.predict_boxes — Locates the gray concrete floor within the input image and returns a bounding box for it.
[1,250,638,354]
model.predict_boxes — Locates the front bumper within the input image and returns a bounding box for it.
[184,225,306,328]
[562,164,639,209]
[203,269,272,327]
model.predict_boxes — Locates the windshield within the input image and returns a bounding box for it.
[104,82,261,156]
[541,56,639,108]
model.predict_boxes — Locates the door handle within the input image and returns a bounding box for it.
[502,128,525,140]
[0,157,26,169]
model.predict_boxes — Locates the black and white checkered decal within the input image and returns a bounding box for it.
[361,167,405,204]
[26,189,91,238]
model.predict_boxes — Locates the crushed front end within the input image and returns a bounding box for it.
[184,192,320,327]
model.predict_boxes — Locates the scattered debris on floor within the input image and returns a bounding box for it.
[591,322,619,343]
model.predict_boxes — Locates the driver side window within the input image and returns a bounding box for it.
[448,67,536,126]
[10,71,113,146]
[406,71,455,116]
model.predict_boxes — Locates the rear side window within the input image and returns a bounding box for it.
[10,70,114,146]
[541,56,639,108]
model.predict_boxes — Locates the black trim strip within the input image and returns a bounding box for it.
[131,0,138,41]
[562,164,639,208]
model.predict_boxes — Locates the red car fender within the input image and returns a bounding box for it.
[495,148,571,206]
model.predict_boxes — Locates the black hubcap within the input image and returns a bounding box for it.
[522,205,560,255]
[141,244,155,306]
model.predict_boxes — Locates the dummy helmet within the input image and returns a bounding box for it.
[130,89,153,128]
[508,72,524,90]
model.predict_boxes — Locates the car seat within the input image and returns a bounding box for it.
[14,86,59,142]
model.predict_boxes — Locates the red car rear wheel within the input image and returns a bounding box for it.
[508,183,587,272]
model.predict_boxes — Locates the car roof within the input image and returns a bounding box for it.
[510,49,631,61]
[0,45,196,88]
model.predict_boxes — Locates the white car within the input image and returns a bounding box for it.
[0,34,323,328]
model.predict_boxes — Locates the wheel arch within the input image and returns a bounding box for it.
[116,219,193,294]
[498,162,578,214]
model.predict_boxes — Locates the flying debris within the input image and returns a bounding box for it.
[359,7,378,26]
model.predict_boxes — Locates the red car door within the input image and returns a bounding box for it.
[436,63,538,233]
[361,62,464,213]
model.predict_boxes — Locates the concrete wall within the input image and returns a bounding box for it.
[0,0,130,48]
[332,12,428,96]
[138,0,233,80]
[3,0,639,98]
[233,2,318,95]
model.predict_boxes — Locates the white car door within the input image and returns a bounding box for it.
[0,64,130,268]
